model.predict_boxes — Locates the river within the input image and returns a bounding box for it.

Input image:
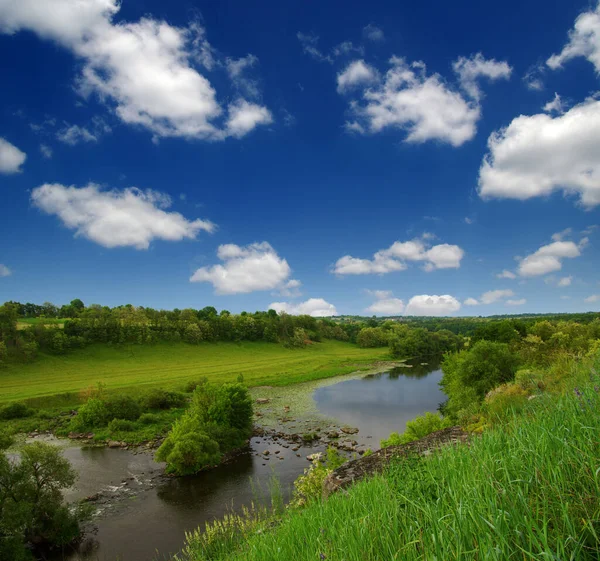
[51,359,444,561]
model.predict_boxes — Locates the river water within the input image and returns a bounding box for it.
[52,360,444,561]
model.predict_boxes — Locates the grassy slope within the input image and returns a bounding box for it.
[182,380,600,561]
[0,341,388,403]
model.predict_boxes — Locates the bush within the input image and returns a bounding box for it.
[75,398,109,428]
[357,327,389,348]
[0,402,33,420]
[155,414,221,475]
[143,388,187,410]
[291,448,345,507]
[381,412,453,448]
[138,413,160,425]
[283,328,309,348]
[184,378,208,393]
[108,418,136,432]
[484,383,530,420]
[104,395,141,421]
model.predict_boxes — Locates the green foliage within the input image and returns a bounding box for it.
[356,327,389,348]
[108,418,136,432]
[0,402,33,420]
[74,397,109,428]
[283,327,308,348]
[440,340,520,418]
[105,395,142,421]
[0,341,7,367]
[0,442,85,559]
[381,411,453,447]
[138,412,160,425]
[155,414,221,475]
[142,388,186,410]
[157,382,253,475]
[291,447,345,507]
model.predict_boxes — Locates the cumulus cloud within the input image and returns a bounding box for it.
[363,24,384,42]
[277,279,302,298]
[452,53,512,101]
[341,53,510,146]
[584,294,600,303]
[405,294,461,316]
[191,242,292,295]
[0,0,271,141]
[464,297,480,306]
[0,137,26,173]
[558,275,573,287]
[496,269,516,279]
[0,264,11,277]
[333,236,464,275]
[337,60,379,93]
[269,298,338,317]
[31,183,214,249]
[365,290,405,315]
[517,238,584,277]
[56,125,98,145]
[478,98,600,208]
[506,298,526,306]
[547,1,600,72]
[480,289,515,304]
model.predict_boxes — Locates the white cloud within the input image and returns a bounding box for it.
[405,294,461,316]
[226,54,260,99]
[552,227,573,241]
[543,93,564,114]
[496,269,517,279]
[297,32,332,63]
[56,125,97,145]
[278,279,302,298]
[518,239,583,277]
[31,183,214,249]
[332,41,364,58]
[464,297,480,306]
[337,60,379,93]
[0,0,271,141]
[191,242,292,295]
[0,137,26,173]
[480,289,515,304]
[464,217,473,224]
[584,294,600,303]
[333,236,464,275]
[40,144,53,159]
[225,100,273,138]
[558,275,572,287]
[478,98,600,208]
[342,54,510,146]
[547,2,600,72]
[506,298,526,306]
[365,290,405,315]
[523,64,545,91]
[0,264,11,277]
[269,298,337,317]
[452,53,512,101]
[363,24,384,42]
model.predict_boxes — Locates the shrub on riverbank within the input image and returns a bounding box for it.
[156,381,253,475]
[178,375,600,561]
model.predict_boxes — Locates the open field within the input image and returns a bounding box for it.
[16,317,65,330]
[0,341,389,404]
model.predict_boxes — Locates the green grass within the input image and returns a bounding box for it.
[180,379,600,561]
[0,340,388,404]
[16,317,65,329]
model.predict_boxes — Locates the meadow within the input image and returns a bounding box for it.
[0,340,389,404]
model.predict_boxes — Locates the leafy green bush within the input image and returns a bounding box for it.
[0,402,33,420]
[104,395,141,421]
[143,388,187,410]
[108,418,136,432]
[157,382,253,475]
[291,447,345,507]
[381,411,453,448]
[138,413,160,425]
[183,378,209,393]
[155,414,221,475]
[75,398,109,428]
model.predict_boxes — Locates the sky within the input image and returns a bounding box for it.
[0,0,599,317]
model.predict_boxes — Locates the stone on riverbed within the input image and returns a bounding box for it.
[340,427,359,435]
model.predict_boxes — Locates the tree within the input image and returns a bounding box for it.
[0,442,84,559]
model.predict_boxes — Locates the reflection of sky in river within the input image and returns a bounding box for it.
[313,368,446,445]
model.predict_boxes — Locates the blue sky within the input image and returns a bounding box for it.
[0,0,599,316]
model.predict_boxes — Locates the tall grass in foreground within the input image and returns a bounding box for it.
[180,381,600,560]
